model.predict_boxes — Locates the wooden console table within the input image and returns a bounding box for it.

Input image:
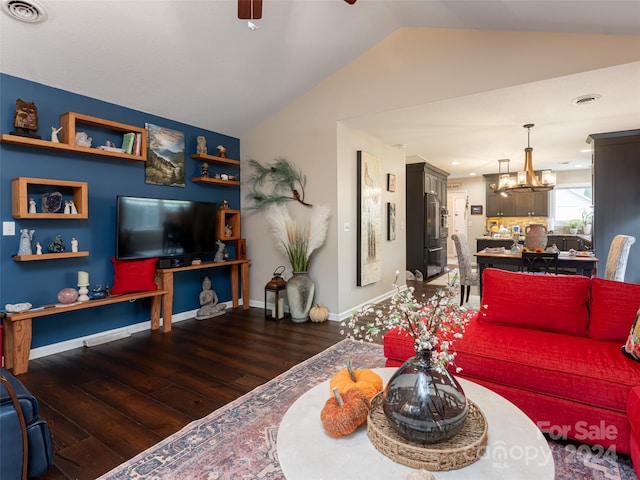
[1,290,167,375]
[155,258,251,332]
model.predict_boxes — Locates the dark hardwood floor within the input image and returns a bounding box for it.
[16,281,437,480]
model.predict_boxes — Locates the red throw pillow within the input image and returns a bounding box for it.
[478,268,590,336]
[110,256,158,295]
[590,277,640,341]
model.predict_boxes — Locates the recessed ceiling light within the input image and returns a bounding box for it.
[580,148,592,153]
[571,94,601,106]
[452,161,460,165]
[1,0,47,23]
[469,172,476,176]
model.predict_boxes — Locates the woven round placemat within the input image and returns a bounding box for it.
[367,393,488,471]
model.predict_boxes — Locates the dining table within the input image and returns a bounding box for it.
[475,249,599,295]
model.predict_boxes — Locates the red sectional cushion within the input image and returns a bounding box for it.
[110,256,158,295]
[589,277,640,342]
[453,316,640,414]
[478,268,591,336]
[629,387,640,437]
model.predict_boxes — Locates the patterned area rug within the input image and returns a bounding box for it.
[99,339,636,480]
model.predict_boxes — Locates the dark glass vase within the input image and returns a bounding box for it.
[382,349,468,444]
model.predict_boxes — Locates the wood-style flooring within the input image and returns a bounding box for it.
[15,281,436,480]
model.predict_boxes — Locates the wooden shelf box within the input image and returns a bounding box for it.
[12,177,88,219]
[217,209,241,240]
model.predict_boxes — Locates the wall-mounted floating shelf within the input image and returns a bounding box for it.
[1,111,147,162]
[12,251,89,262]
[12,177,88,219]
[191,153,240,166]
[191,177,240,187]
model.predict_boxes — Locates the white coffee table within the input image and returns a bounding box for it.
[278,368,554,479]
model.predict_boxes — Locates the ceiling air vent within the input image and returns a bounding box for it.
[571,94,601,106]
[1,0,47,23]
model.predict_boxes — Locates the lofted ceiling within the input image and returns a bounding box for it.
[1,0,639,178]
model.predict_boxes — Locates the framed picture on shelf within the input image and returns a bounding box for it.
[470,205,483,215]
[387,173,396,192]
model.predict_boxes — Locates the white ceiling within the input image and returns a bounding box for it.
[1,0,639,178]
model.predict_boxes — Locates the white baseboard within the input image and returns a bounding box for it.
[28,301,234,361]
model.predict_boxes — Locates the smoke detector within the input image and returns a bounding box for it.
[571,94,601,106]
[1,0,47,23]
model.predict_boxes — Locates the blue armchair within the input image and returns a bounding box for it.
[0,368,54,479]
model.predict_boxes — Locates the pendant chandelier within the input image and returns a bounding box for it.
[495,124,556,194]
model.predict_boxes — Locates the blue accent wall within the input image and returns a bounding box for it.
[0,74,240,348]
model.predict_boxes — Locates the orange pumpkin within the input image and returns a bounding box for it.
[321,388,370,438]
[329,359,383,401]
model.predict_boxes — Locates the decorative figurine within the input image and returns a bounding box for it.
[69,200,78,214]
[224,224,232,237]
[89,285,107,300]
[71,237,78,252]
[75,131,92,147]
[216,144,227,158]
[11,98,40,138]
[28,198,36,213]
[48,235,65,253]
[51,126,63,143]
[196,135,207,154]
[195,276,226,319]
[35,242,42,255]
[64,200,71,214]
[201,162,209,177]
[17,229,35,256]
[220,173,229,181]
[213,240,229,262]
[219,200,229,210]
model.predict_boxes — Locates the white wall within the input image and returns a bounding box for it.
[241,27,640,318]
[336,123,407,317]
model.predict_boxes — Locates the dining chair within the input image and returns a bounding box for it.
[521,251,559,274]
[604,235,636,282]
[451,234,479,305]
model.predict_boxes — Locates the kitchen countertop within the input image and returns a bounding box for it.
[478,233,592,241]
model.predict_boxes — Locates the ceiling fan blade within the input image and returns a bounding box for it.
[238,0,262,20]
[252,0,263,19]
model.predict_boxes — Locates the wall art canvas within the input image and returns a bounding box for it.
[145,123,185,187]
[357,151,383,286]
[387,202,396,241]
[387,173,396,192]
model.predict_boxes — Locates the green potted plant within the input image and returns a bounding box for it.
[568,219,583,234]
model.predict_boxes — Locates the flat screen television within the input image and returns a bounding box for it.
[116,195,217,262]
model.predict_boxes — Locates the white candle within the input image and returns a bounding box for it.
[78,271,89,285]
[278,298,285,319]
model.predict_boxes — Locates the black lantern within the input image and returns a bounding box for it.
[265,266,288,320]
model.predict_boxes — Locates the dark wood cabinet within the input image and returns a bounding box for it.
[485,175,549,217]
[514,191,549,216]
[588,129,640,284]
[406,162,450,278]
[547,235,587,251]
[486,191,516,217]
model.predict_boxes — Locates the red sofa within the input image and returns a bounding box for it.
[384,268,640,466]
